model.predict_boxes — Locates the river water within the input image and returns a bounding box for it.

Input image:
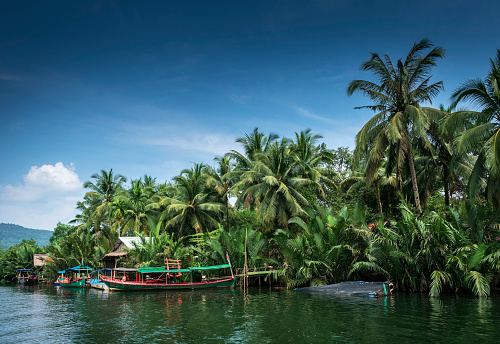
[1,284,499,343]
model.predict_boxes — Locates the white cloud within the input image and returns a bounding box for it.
[1,162,82,202]
[145,131,238,156]
[293,105,335,123]
[0,163,84,230]
[286,105,362,149]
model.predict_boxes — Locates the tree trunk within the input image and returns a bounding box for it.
[395,159,401,192]
[225,196,230,232]
[443,165,450,207]
[376,181,383,216]
[406,143,422,214]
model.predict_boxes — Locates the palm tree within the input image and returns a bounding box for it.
[1,239,43,280]
[81,169,127,231]
[412,104,474,208]
[45,229,98,276]
[342,163,396,216]
[233,139,322,230]
[290,129,334,183]
[84,169,127,203]
[158,163,224,239]
[225,128,280,209]
[347,38,446,213]
[444,49,500,207]
[227,127,279,170]
[205,156,235,232]
[113,179,160,235]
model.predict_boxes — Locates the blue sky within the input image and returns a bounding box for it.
[1,0,498,230]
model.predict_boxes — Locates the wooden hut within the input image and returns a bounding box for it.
[33,254,49,267]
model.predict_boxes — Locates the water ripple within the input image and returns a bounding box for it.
[1,285,500,343]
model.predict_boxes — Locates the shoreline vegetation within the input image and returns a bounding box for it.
[2,39,500,297]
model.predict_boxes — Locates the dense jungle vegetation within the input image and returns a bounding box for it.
[2,39,500,297]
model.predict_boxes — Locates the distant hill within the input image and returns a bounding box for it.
[0,223,52,249]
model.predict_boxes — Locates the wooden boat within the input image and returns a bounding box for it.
[57,265,92,288]
[101,257,235,291]
[16,269,38,285]
[89,268,113,290]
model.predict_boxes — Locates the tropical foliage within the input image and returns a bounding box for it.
[0,239,44,282]
[3,40,500,298]
[347,38,445,213]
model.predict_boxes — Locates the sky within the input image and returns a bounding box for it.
[1,0,498,230]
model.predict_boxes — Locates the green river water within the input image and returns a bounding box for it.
[1,284,499,343]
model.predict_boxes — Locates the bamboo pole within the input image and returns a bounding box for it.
[244,228,248,291]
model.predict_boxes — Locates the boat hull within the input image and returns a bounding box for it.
[58,278,86,288]
[101,276,235,291]
[89,279,109,291]
[18,277,37,285]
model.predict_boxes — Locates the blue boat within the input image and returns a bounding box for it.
[88,268,113,290]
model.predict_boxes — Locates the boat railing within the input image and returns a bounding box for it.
[165,259,182,277]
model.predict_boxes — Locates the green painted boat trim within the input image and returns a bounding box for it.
[190,264,230,271]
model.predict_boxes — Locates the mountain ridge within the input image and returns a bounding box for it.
[0,223,52,249]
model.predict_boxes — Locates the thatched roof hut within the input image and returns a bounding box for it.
[101,237,150,268]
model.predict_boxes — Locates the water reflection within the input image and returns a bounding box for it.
[1,285,500,343]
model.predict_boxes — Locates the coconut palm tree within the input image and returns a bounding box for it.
[347,38,446,213]
[412,105,475,208]
[205,156,235,232]
[80,169,127,231]
[290,129,334,187]
[228,127,279,170]
[84,169,127,203]
[158,163,224,239]
[225,128,282,210]
[44,230,98,276]
[113,179,160,235]
[444,49,500,207]
[342,163,396,216]
[233,139,322,231]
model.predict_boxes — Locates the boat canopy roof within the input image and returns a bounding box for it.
[58,265,93,274]
[90,268,113,274]
[113,268,138,272]
[137,264,230,274]
[68,265,92,271]
[190,264,230,271]
[138,267,190,274]
[15,269,33,272]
